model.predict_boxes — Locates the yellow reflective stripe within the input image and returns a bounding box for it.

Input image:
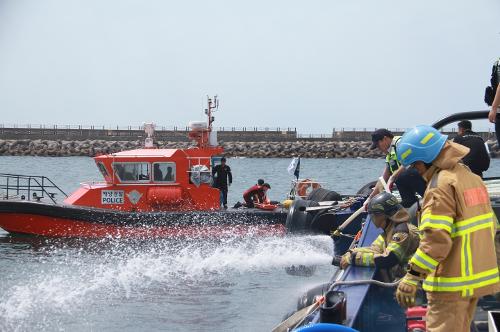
[355,248,373,253]
[420,132,435,144]
[419,214,453,233]
[387,242,404,260]
[361,252,374,266]
[423,268,499,293]
[374,235,385,246]
[401,148,412,161]
[403,278,419,286]
[410,248,439,272]
[466,234,473,276]
[451,213,494,238]
[460,233,474,296]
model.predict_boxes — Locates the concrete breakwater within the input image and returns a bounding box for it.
[0,139,499,158]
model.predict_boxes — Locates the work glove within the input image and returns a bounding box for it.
[396,273,421,308]
[340,252,352,270]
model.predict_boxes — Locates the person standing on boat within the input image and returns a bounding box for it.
[395,125,500,332]
[453,120,490,178]
[366,128,426,209]
[486,58,500,144]
[212,157,232,209]
[336,192,419,279]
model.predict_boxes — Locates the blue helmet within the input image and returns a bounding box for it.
[396,125,448,167]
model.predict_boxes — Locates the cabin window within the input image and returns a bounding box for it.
[113,162,150,182]
[152,162,176,182]
[97,162,109,178]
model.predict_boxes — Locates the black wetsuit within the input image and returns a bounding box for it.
[453,130,490,177]
[212,164,232,206]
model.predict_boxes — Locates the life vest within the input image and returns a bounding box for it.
[385,136,401,174]
[243,185,263,202]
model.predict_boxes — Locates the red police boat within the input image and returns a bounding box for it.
[0,97,287,238]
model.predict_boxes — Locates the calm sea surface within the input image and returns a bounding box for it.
[1,156,499,332]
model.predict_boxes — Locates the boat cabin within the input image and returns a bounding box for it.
[64,96,225,212]
[64,146,223,212]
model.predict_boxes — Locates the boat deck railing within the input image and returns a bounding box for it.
[0,173,68,204]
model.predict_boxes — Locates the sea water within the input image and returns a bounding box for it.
[0,157,499,331]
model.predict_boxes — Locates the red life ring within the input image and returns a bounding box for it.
[297,179,321,198]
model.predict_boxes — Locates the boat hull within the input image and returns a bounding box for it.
[0,201,287,238]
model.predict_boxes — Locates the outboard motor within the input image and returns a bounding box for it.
[319,290,347,325]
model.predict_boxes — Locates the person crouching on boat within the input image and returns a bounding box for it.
[395,125,500,332]
[336,192,420,279]
[242,183,271,208]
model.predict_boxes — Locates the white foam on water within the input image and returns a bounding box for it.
[0,234,333,330]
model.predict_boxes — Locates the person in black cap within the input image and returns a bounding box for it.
[486,58,500,144]
[366,129,426,209]
[212,157,232,209]
[453,120,490,178]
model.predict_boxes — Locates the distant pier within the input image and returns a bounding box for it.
[0,124,497,158]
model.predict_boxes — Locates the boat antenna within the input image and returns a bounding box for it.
[205,95,218,130]
[143,122,155,148]
[189,95,219,148]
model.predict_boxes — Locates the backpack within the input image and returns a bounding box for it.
[485,58,500,106]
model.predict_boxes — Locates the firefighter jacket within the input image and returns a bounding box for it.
[409,141,500,300]
[351,209,420,274]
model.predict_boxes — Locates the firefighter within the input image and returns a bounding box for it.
[395,125,500,332]
[337,192,419,278]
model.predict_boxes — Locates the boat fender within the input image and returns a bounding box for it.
[355,180,378,197]
[319,291,347,325]
[295,323,358,332]
[306,188,342,202]
[285,200,320,234]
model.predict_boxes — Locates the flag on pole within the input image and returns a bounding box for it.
[287,157,301,179]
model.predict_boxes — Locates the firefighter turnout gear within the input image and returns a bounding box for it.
[406,141,500,300]
[397,125,448,167]
[367,191,401,216]
[395,273,421,308]
[426,297,479,332]
[342,197,420,276]
[399,139,500,332]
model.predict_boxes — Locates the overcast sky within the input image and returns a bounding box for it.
[0,0,499,134]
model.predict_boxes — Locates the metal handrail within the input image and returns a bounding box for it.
[0,173,68,204]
